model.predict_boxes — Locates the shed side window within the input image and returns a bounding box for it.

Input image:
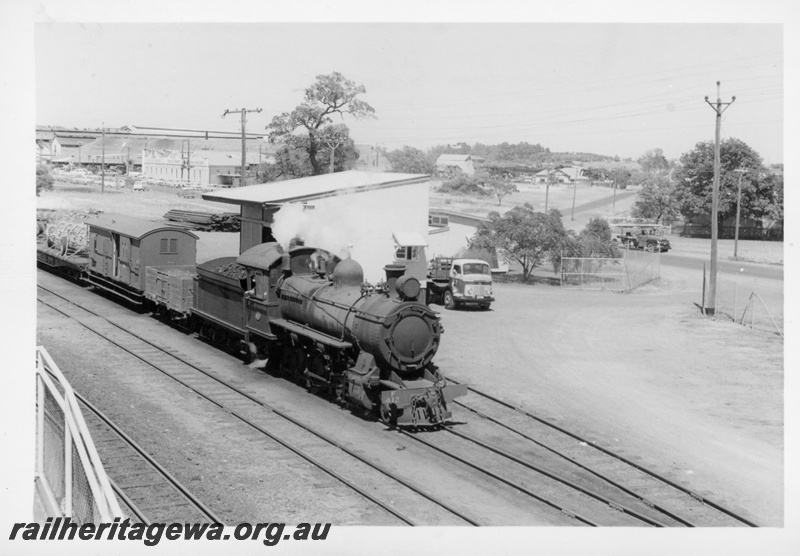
[395,246,419,261]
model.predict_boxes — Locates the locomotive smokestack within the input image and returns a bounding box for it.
[383,264,405,298]
[281,252,292,278]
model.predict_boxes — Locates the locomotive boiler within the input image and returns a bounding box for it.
[272,256,467,427]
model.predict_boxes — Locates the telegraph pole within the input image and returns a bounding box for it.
[222,107,262,187]
[101,123,105,194]
[704,82,735,316]
[182,139,191,183]
[734,168,747,259]
[571,180,577,220]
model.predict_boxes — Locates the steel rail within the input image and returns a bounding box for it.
[454,399,694,526]
[71,388,223,525]
[400,429,600,526]
[37,283,478,526]
[448,378,758,528]
[444,427,667,527]
[108,477,152,525]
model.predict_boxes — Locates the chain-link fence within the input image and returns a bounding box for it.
[36,347,123,522]
[561,250,661,291]
[706,276,783,336]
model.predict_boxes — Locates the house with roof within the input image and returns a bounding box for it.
[435,154,476,176]
[533,166,590,184]
[201,170,432,284]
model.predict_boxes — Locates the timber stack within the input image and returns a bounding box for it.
[163,210,241,232]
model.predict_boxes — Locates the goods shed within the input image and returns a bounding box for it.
[201,171,431,283]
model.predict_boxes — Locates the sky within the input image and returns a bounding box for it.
[34,21,783,164]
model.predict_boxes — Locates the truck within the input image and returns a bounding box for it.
[613,224,671,253]
[426,257,494,310]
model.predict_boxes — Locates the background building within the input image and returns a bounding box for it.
[435,154,476,176]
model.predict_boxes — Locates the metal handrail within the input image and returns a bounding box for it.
[35,346,123,521]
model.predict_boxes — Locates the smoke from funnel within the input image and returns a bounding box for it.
[271,198,358,259]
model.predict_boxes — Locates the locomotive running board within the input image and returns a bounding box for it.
[269,318,352,349]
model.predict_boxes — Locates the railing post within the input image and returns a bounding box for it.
[36,368,45,478]
[64,424,73,517]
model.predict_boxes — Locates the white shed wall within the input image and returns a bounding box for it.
[273,181,429,284]
[427,222,478,258]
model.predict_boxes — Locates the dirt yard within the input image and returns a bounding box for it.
[35,180,785,527]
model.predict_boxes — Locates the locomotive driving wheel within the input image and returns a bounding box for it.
[308,349,332,394]
[279,347,306,384]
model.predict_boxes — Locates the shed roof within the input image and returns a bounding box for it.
[201,170,430,206]
[87,214,199,240]
[392,231,427,247]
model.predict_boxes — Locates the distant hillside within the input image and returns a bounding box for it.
[426,141,627,167]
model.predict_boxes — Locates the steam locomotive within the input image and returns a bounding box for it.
[37,214,467,427]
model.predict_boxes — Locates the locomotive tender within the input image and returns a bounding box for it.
[38,215,466,427]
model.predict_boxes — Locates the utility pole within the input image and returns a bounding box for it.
[571,180,577,221]
[544,166,553,212]
[704,82,735,316]
[182,139,191,183]
[222,107,262,187]
[734,168,747,259]
[612,177,617,213]
[101,123,105,194]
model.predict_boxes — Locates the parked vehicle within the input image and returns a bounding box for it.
[613,224,671,252]
[426,257,494,310]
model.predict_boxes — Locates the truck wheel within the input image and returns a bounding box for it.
[645,243,656,253]
[480,303,491,311]
[443,290,456,310]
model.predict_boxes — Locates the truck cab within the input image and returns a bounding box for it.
[427,257,494,310]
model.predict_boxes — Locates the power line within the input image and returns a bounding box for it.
[134,125,264,138]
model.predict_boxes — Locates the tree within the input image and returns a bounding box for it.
[386,146,436,174]
[488,178,518,205]
[267,72,375,176]
[637,148,670,175]
[470,204,570,281]
[631,176,681,224]
[36,164,54,196]
[673,138,780,223]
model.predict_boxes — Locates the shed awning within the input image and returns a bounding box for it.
[392,231,427,247]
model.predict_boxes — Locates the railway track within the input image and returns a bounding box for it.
[440,378,758,527]
[37,274,758,527]
[70,390,223,525]
[37,281,477,526]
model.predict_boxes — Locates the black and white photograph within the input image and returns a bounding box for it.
[2,1,797,554]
